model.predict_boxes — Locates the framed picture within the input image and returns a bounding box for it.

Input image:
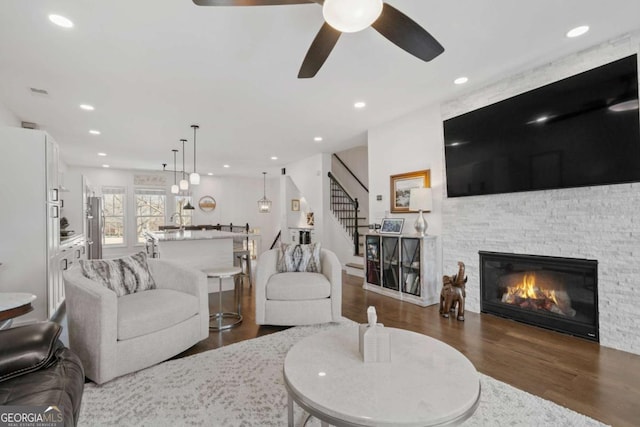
[291,199,300,211]
[390,169,431,213]
[306,212,314,226]
[198,196,217,212]
[379,218,404,234]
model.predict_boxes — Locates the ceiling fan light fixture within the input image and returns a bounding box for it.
[322,0,383,33]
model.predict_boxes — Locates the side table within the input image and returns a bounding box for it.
[0,293,37,329]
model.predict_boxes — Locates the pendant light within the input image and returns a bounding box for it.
[258,172,272,213]
[179,139,189,190]
[189,124,200,185]
[171,149,179,194]
[183,197,195,210]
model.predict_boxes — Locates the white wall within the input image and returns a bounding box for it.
[366,35,640,355]
[368,105,445,282]
[281,176,308,229]
[284,153,331,247]
[69,166,280,257]
[0,99,19,126]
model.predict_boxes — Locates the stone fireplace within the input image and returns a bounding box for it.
[440,36,640,355]
[480,251,598,341]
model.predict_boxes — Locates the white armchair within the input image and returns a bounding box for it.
[63,259,209,384]
[255,248,342,326]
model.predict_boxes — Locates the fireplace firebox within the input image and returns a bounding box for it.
[480,251,598,341]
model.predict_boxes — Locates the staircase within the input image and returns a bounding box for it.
[328,172,369,277]
[328,172,364,253]
[328,149,370,277]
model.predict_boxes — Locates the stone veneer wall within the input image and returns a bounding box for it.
[440,34,640,355]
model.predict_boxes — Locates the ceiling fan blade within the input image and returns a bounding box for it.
[298,23,341,78]
[192,0,313,6]
[371,3,444,62]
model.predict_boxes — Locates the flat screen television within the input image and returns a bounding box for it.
[444,55,640,197]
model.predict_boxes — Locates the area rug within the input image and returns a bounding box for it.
[79,321,606,426]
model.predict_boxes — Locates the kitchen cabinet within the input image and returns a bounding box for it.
[363,234,438,307]
[52,236,87,315]
[0,127,73,323]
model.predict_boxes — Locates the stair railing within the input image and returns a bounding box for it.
[328,172,360,256]
[333,153,368,193]
[269,230,282,250]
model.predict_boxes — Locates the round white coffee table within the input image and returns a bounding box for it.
[283,327,480,427]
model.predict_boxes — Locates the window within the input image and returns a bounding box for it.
[102,187,125,246]
[135,188,166,243]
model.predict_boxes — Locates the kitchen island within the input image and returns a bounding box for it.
[144,230,257,292]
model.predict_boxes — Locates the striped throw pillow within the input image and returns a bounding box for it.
[277,243,321,273]
[80,252,156,297]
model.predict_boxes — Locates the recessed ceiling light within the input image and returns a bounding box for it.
[454,77,469,85]
[48,14,73,28]
[80,104,94,111]
[314,137,323,142]
[97,152,107,157]
[102,164,110,168]
[354,101,366,109]
[207,172,214,176]
[223,164,230,168]
[89,130,101,135]
[566,25,589,38]
[271,156,278,160]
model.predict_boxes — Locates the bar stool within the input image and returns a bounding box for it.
[234,249,253,289]
[202,266,243,331]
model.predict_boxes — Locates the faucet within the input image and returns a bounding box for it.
[169,212,184,230]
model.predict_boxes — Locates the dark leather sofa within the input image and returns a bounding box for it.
[0,322,84,427]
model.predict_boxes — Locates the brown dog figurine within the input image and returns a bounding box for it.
[439,262,467,321]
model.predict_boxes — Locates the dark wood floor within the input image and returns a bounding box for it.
[177,273,640,427]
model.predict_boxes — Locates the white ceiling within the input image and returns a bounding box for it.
[1,1,639,176]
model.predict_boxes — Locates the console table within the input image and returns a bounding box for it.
[364,234,438,306]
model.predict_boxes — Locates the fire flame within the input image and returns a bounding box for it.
[506,273,559,305]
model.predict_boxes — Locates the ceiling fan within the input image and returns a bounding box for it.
[192,0,445,78]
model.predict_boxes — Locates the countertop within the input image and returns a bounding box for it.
[145,230,257,242]
[61,234,85,246]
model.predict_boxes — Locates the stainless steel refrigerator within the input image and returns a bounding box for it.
[86,196,103,259]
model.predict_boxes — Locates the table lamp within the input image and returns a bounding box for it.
[409,188,433,236]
